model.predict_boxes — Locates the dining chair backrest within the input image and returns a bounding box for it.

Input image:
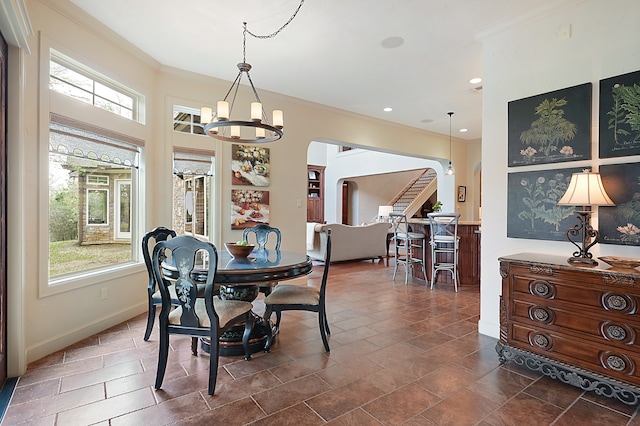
[389,212,409,237]
[243,224,282,250]
[142,227,177,341]
[152,235,219,328]
[319,228,332,299]
[143,227,177,290]
[427,212,460,243]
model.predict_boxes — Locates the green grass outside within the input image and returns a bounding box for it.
[49,240,133,277]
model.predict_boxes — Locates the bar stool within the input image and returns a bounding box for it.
[427,212,460,292]
[389,212,427,284]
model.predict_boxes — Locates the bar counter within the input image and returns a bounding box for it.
[408,219,481,287]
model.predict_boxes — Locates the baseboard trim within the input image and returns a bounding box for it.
[25,304,146,364]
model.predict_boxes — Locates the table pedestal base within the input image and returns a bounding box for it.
[201,284,273,356]
[200,312,272,356]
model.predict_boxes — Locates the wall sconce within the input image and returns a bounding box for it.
[557,169,615,265]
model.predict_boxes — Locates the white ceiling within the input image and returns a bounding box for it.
[69,0,568,141]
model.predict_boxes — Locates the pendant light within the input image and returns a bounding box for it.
[446,112,455,175]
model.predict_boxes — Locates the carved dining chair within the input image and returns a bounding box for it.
[389,212,427,284]
[427,212,460,292]
[152,235,254,395]
[243,224,282,296]
[243,224,282,251]
[142,226,177,341]
[263,229,332,352]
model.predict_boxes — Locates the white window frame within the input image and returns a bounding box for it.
[173,105,205,135]
[115,179,132,239]
[87,175,109,185]
[50,49,143,122]
[86,188,109,226]
[39,39,147,297]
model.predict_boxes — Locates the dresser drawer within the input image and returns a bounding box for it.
[508,270,640,314]
[511,298,640,350]
[509,322,640,387]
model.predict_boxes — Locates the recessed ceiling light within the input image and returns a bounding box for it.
[381,37,404,49]
[469,77,482,84]
[383,107,393,112]
[420,118,433,124]
[459,128,468,133]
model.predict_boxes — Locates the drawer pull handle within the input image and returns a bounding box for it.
[606,325,627,341]
[529,306,554,324]
[530,280,555,298]
[606,355,627,372]
[533,308,550,322]
[599,350,634,374]
[529,332,552,350]
[601,293,635,313]
[600,321,635,344]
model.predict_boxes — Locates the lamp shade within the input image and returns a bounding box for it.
[558,171,615,206]
[378,205,394,217]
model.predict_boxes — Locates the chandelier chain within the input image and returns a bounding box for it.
[242,0,305,62]
[246,0,305,39]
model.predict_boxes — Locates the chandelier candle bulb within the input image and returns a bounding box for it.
[231,126,240,139]
[273,110,284,129]
[200,107,212,124]
[217,101,229,121]
[255,127,265,139]
[251,102,262,121]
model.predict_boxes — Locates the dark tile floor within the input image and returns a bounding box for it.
[4,259,640,425]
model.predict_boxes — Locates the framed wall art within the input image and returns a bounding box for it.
[507,167,583,241]
[231,189,269,229]
[508,83,592,167]
[458,186,466,202]
[598,163,640,246]
[231,144,270,186]
[599,70,640,158]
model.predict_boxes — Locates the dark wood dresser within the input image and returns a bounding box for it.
[497,253,640,405]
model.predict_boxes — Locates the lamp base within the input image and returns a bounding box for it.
[565,210,600,267]
[567,256,598,266]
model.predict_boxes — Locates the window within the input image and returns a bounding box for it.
[87,175,108,185]
[48,114,143,280]
[173,105,205,135]
[87,189,108,225]
[173,148,215,239]
[49,49,143,122]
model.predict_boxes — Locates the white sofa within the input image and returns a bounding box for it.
[306,222,391,262]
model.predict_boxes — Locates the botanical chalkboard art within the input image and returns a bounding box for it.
[507,168,583,241]
[599,70,640,158]
[599,163,640,246]
[508,83,592,166]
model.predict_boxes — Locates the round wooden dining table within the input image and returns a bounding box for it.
[163,248,312,356]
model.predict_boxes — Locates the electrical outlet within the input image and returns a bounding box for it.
[100,287,108,300]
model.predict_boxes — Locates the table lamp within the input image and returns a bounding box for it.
[378,205,394,222]
[557,169,615,265]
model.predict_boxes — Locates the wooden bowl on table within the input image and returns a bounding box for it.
[224,242,255,258]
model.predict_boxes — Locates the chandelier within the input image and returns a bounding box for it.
[200,1,305,143]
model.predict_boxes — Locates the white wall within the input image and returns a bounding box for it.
[478,0,640,338]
